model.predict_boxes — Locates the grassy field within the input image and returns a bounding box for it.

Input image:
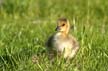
[0,0,108,71]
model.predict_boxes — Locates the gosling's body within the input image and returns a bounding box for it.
[46,18,79,59]
[53,33,79,58]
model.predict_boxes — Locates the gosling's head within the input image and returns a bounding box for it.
[55,18,70,34]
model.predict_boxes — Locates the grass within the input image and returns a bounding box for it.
[0,0,108,71]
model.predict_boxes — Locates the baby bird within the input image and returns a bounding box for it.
[46,18,79,59]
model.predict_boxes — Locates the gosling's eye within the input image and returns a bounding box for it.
[62,23,65,26]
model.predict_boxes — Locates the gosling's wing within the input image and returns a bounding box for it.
[69,35,79,48]
[46,35,54,48]
[46,35,56,59]
[72,37,79,49]
[69,35,79,58]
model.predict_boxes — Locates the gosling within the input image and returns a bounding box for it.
[46,18,79,59]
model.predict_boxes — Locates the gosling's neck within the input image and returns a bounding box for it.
[57,30,69,38]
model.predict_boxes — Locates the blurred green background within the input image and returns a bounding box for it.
[0,0,108,71]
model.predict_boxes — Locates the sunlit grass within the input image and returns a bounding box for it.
[0,0,108,71]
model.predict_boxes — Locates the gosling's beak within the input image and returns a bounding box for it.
[55,26,60,31]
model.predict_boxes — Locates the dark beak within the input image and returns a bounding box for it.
[55,26,60,31]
